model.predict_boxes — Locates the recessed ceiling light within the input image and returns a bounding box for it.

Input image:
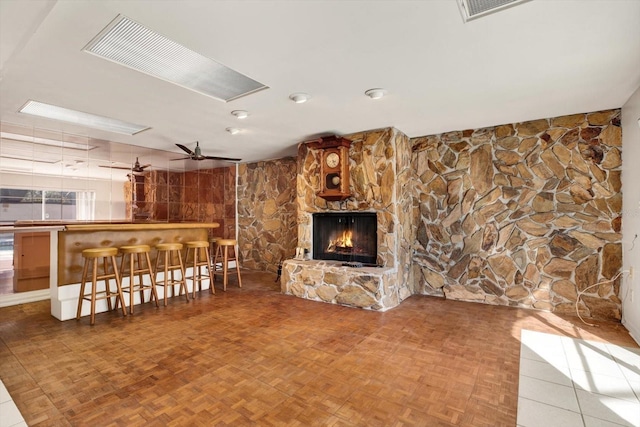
[18,100,149,135]
[84,14,268,102]
[226,127,240,135]
[231,110,249,119]
[289,93,310,104]
[365,88,387,99]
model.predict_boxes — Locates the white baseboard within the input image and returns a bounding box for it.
[52,266,212,321]
[2,262,233,319]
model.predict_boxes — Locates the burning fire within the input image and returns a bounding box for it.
[327,230,353,252]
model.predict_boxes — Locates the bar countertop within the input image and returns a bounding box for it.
[63,222,220,231]
[4,221,220,231]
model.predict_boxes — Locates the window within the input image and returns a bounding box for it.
[0,188,94,222]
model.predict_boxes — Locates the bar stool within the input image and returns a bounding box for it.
[154,242,188,306]
[117,245,159,314]
[209,237,219,261]
[212,239,242,291]
[76,247,127,325]
[184,241,214,297]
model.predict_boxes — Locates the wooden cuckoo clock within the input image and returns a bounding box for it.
[309,135,351,201]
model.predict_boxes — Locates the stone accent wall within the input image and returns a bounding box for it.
[237,158,298,273]
[411,109,622,320]
[284,128,415,310]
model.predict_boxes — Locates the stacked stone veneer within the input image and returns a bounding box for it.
[412,109,623,320]
[282,128,415,310]
[237,158,298,273]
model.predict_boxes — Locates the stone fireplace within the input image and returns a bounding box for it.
[281,128,415,310]
[263,110,622,320]
[312,212,377,264]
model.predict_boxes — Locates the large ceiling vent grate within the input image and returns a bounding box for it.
[84,15,268,102]
[458,0,531,22]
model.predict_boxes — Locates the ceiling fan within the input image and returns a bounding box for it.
[174,141,241,162]
[100,157,151,173]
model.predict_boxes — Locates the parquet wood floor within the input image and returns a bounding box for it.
[0,270,636,426]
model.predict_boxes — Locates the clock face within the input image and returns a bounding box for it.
[325,152,340,168]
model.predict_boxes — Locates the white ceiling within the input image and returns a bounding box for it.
[1,0,639,175]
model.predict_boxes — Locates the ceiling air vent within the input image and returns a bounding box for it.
[84,15,268,102]
[457,0,531,22]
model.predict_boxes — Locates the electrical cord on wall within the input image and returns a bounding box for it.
[575,270,625,327]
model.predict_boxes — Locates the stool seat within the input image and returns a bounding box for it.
[76,247,126,325]
[154,243,188,305]
[117,244,158,314]
[83,247,119,258]
[185,241,210,248]
[119,244,151,254]
[156,242,184,251]
[184,240,214,297]
[215,239,237,246]
[213,239,242,291]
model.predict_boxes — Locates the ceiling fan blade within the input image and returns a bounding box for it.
[171,156,191,161]
[141,164,152,169]
[176,143,194,155]
[99,165,134,170]
[204,155,242,162]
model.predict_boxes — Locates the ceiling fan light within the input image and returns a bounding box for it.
[231,110,249,119]
[289,93,310,104]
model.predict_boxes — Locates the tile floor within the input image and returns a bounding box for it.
[518,329,640,427]
[0,379,26,427]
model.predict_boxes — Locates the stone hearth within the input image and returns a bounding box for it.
[281,260,396,310]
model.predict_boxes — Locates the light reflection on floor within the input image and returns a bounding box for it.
[518,329,640,427]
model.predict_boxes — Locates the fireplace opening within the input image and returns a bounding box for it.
[313,212,377,264]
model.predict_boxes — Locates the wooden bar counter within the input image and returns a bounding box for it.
[59,222,219,286]
[23,221,221,321]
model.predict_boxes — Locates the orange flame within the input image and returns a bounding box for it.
[337,230,353,248]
